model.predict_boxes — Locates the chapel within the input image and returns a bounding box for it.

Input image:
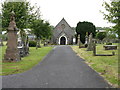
[51,18,75,45]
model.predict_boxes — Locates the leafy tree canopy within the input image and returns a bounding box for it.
[76,21,96,43]
[30,18,52,40]
[96,27,111,30]
[102,1,120,38]
[96,32,107,40]
[2,0,34,31]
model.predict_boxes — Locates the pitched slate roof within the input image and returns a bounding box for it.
[53,18,75,38]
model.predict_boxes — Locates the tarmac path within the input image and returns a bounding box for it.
[2,45,111,88]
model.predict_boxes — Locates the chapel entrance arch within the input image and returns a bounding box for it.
[60,36,66,45]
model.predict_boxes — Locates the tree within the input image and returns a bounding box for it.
[0,13,3,46]
[96,32,107,41]
[76,21,96,43]
[2,0,35,55]
[107,31,117,39]
[2,1,34,31]
[41,21,52,39]
[30,19,52,48]
[1,1,35,44]
[96,27,111,30]
[102,1,120,38]
[30,19,42,48]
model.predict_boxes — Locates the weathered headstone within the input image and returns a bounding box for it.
[17,35,29,57]
[4,11,20,62]
[36,37,41,49]
[103,45,117,50]
[0,38,4,46]
[17,31,25,57]
[85,32,89,47]
[87,33,93,51]
[85,32,89,44]
[25,36,29,55]
[93,39,96,56]
[44,41,47,46]
[77,34,81,48]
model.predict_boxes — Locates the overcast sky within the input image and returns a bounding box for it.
[1,0,113,27]
[29,0,113,27]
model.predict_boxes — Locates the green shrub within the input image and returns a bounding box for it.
[106,42,112,45]
[29,41,37,47]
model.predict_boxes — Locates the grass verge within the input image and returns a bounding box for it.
[1,46,53,76]
[71,44,118,88]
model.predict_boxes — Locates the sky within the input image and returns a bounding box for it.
[29,0,113,27]
[1,0,113,27]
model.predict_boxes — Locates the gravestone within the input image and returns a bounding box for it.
[17,40,25,57]
[44,41,47,46]
[36,37,41,49]
[85,32,89,47]
[0,38,3,46]
[44,39,48,46]
[25,36,29,55]
[93,39,96,56]
[103,45,117,50]
[85,32,89,44]
[17,35,29,57]
[17,31,25,57]
[4,11,20,62]
[87,33,93,51]
[77,34,81,48]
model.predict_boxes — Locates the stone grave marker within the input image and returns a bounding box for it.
[85,32,89,47]
[85,32,89,44]
[93,39,96,56]
[77,34,82,48]
[87,33,93,51]
[4,11,20,62]
[103,45,117,50]
[0,38,3,46]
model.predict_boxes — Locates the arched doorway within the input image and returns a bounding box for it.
[60,36,66,45]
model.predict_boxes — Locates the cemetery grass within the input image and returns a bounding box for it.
[1,45,53,76]
[71,43,118,88]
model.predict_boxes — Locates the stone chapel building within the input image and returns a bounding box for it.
[51,18,75,45]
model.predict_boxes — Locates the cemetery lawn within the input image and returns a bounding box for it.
[71,43,118,88]
[1,46,53,76]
